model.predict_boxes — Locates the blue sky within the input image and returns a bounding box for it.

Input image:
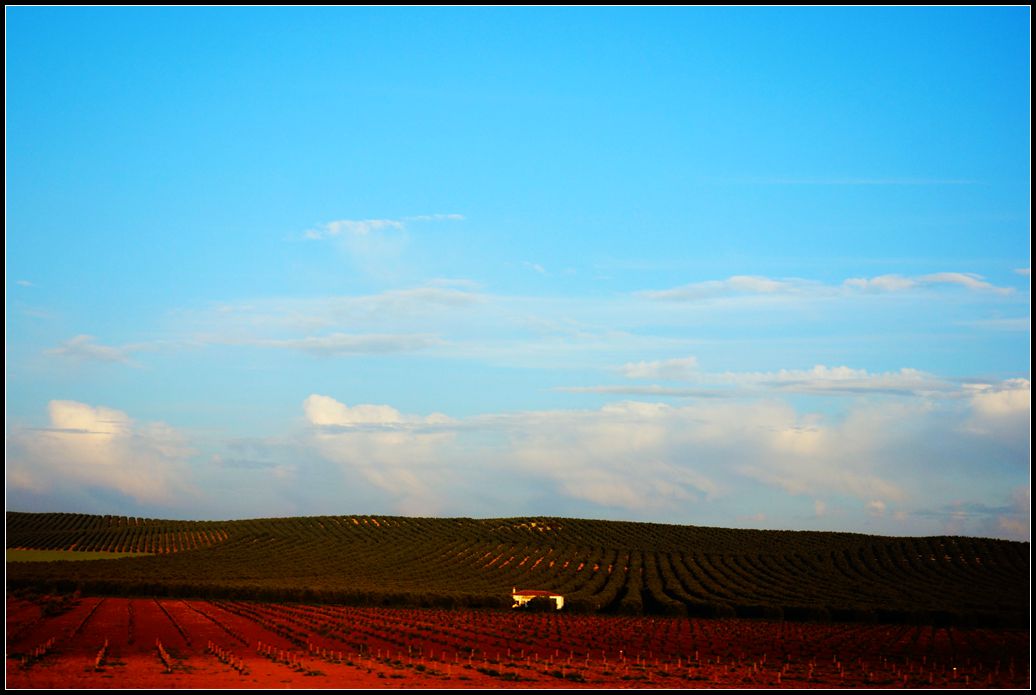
[6,7,1030,539]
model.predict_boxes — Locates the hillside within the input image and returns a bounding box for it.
[5,512,1029,626]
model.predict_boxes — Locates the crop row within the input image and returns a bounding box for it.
[6,512,1027,625]
[5,597,1029,689]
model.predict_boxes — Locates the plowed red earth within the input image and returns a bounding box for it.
[6,596,1029,689]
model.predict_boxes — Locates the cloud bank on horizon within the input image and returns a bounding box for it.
[6,7,1030,540]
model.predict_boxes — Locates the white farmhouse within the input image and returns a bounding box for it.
[511,587,564,610]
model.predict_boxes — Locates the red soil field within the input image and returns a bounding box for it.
[6,596,1030,689]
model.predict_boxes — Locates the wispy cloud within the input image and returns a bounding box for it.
[45,335,147,365]
[253,332,440,357]
[912,488,1029,540]
[299,214,464,279]
[556,384,727,398]
[637,275,822,302]
[705,176,980,186]
[302,213,464,240]
[303,218,404,240]
[426,277,482,289]
[522,261,547,275]
[841,274,918,292]
[167,265,1022,371]
[15,279,35,287]
[404,213,465,223]
[845,272,1014,295]
[1015,267,1031,277]
[354,286,485,312]
[718,365,953,397]
[621,356,699,380]
[183,285,486,342]
[640,272,1015,302]
[963,317,1030,331]
[568,363,958,398]
[210,455,284,471]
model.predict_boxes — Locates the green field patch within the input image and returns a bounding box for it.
[6,549,153,563]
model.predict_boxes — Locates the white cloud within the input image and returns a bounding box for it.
[557,384,725,398]
[13,386,1024,537]
[45,335,145,365]
[350,287,485,313]
[504,401,721,512]
[963,379,1030,446]
[866,500,887,516]
[968,378,1031,417]
[771,419,825,455]
[302,395,727,516]
[844,272,1013,295]
[404,213,465,222]
[299,395,919,516]
[303,394,453,428]
[513,397,925,511]
[640,271,1015,302]
[48,400,130,434]
[621,356,700,380]
[15,279,35,287]
[1013,267,1030,277]
[637,275,819,301]
[919,272,1013,294]
[302,213,464,240]
[303,395,455,515]
[738,365,949,396]
[711,399,907,503]
[299,214,462,278]
[574,363,954,398]
[303,218,406,240]
[843,274,919,292]
[480,373,1027,520]
[7,401,193,505]
[304,395,403,426]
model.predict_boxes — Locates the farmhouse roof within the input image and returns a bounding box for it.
[513,589,561,597]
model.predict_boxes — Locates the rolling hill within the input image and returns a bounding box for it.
[5,511,1028,626]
